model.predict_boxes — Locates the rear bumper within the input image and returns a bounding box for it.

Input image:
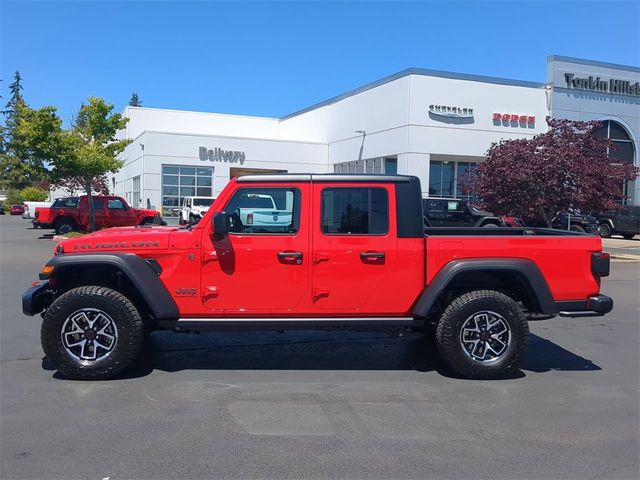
[557,294,613,317]
[22,282,53,316]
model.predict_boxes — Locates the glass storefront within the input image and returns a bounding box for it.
[429,160,477,200]
[592,120,636,203]
[162,165,214,219]
[333,156,397,174]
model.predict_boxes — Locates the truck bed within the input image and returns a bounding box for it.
[424,227,603,301]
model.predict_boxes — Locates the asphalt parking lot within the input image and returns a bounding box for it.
[1,214,638,479]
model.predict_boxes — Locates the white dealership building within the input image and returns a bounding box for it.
[113,55,639,221]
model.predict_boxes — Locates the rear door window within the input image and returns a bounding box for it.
[321,188,388,235]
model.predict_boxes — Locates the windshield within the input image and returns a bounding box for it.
[193,198,214,207]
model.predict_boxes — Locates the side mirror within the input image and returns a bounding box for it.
[212,211,228,240]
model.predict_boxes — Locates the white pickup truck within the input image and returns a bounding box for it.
[180,196,216,225]
[233,193,293,228]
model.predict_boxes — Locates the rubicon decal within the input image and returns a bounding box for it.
[73,241,160,250]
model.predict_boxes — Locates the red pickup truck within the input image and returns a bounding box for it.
[34,195,162,234]
[23,174,612,380]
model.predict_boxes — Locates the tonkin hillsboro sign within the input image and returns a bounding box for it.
[563,73,640,96]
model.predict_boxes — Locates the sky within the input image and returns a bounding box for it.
[1,0,639,123]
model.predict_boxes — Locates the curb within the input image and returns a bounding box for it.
[609,253,640,261]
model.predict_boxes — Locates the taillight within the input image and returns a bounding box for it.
[247,213,253,224]
[591,252,610,278]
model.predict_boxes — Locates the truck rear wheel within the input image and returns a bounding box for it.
[41,286,144,380]
[54,218,77,235]
[435,290,528,379]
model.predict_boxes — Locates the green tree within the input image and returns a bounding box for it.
[19,186,48,201]
[0,71,49,189]
[128,92,142,107]
[52,97,131,231]
[5,189,21,205]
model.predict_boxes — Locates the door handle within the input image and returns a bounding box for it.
[277,251,303,264]
[360,251,385,260]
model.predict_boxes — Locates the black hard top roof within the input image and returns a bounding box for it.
[236,173,416,183]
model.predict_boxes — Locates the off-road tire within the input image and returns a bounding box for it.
[41,286,144,380]
[481,222,499,228]
[599,223,612,238]
[54,218,78,235]
[435,290,529,379]
[570,225,585,233]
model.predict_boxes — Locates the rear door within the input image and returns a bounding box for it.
[311,183,397,313]
[88,197,107,228]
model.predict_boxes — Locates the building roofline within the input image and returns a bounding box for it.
[123,105,279,122]
[547,55,640,73]
[280,67,546,120]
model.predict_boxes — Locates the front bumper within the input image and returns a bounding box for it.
[22,282,53,316]
[557,294,614,317]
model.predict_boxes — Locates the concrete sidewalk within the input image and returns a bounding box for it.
[603,236,640,261]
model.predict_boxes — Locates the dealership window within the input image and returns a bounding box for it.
[333,157,397,174]
[321,188,388,235]
[162,165,214,218]
[593,120,636,203]
[429,160,477,201]
[132,176,141,208]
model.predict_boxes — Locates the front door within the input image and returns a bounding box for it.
[106,198,135,227]
[201,184,310,314]
[311,183,397,313]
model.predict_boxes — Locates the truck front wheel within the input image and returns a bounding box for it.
[436,290,528,379]
[41,286,144,380]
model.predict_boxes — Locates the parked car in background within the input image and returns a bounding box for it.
[423,198,503,228]
[595,205,639,239]
[179,196,216,225]
[231,191,293,230]
[34,195,163,234]
[10,204,25,216]
[501,216,526,228]
[550,212,600,234]
[22,201,52,220]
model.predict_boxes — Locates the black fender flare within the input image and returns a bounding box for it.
[412,259,557,317]
[41,253,179,320]
[599,217,615,229]
[474,216,502,227]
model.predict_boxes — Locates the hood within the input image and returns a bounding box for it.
[58,225,173,254]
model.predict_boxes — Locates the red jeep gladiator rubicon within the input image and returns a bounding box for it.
[34,195,162,234]
[23,175,613,380]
